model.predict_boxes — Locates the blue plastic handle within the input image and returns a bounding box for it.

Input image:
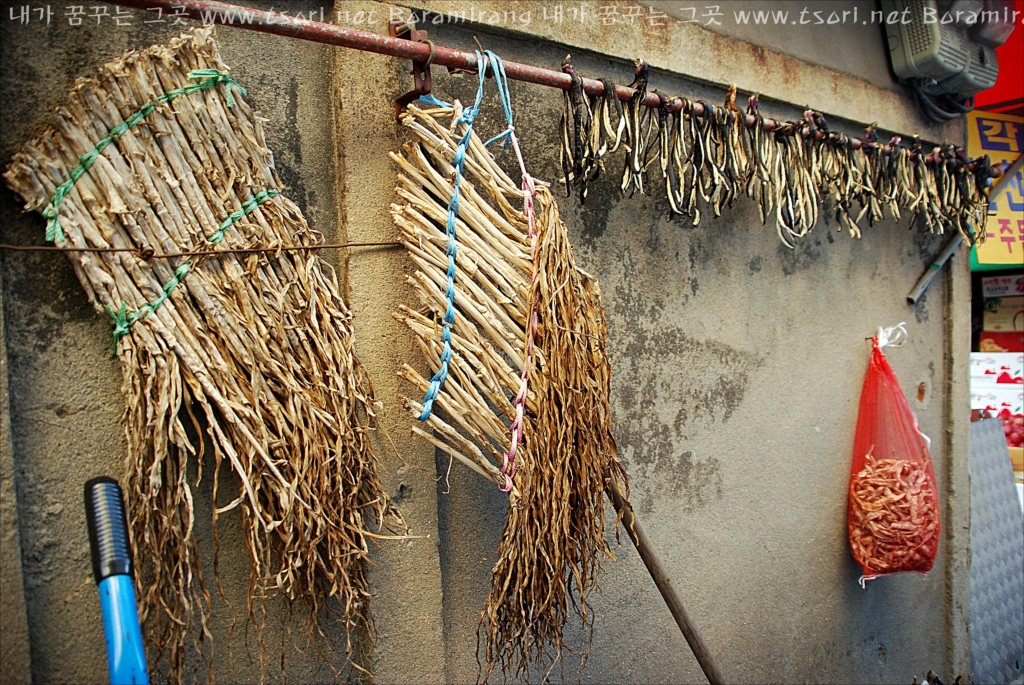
[85,477,149,684]
[97,575,149,684]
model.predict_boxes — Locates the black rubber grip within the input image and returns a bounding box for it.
[84,477,133,583]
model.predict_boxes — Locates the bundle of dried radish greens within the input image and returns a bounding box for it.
[4,28,398,680]
[391,101,628,681]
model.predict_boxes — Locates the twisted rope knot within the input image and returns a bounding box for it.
[187,69,247,107]
[104,302,133,351]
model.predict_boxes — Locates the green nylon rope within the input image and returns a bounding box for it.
[42,69,246,243]
[207,188,279,245]
[104,188,280,349]
[39,67,277,349]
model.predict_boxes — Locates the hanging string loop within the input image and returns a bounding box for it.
[481,50,551,492]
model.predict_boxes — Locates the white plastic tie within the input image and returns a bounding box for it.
[858,574,877,589]
[876,322,907,348]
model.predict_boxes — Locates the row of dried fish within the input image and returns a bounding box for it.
[559,56,993,247]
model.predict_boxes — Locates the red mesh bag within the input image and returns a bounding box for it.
[848,325,941,583]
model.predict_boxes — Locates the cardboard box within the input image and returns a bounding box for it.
[982,274,1024,298]
[1010,446,1024,472]
[970,352,1024,383]
[969,384,1024,413]
[979,331,1024,353]
[983,297,1024,332]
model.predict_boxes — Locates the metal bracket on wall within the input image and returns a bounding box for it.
[389,20,433,115]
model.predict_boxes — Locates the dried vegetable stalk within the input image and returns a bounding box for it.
[848,452,940,576]
[559,58,993,247]
[4,28,398,681]
[391,103,627,681]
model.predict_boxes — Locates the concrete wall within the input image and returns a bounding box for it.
[1,2,972,683]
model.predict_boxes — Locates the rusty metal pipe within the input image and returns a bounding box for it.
[112,0,996,175]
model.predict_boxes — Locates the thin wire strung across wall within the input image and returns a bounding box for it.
[558,56,994,248]
[0,237,403,351]
[0,240,402,258]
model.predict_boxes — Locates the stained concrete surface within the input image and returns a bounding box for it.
[331,5,447,682]
[1,2,972,683]
[650,0,896,90]
[0,276,31,684]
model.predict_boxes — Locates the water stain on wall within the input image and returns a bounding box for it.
[914,290,930,323]
[577,179,617,244]
[651,450,723,511]
[606,246,758,513]
[778,236,828,276]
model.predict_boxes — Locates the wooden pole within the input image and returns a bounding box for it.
[605,478,726,685]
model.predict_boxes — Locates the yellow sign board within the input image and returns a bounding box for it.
[967,110,1024,268]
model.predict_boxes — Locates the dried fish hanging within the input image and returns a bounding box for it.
[4,29,399,681]
[559,56,594,202]
[391,50,628,681]
[771,114,820,246]
[558,63,994,247]
[621,59,655,197]
[558,56,625,203]
[743,94,775,228]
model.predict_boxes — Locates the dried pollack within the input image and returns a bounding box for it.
[558,64,993,246]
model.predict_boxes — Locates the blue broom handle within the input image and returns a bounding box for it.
[84,478,149,685]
